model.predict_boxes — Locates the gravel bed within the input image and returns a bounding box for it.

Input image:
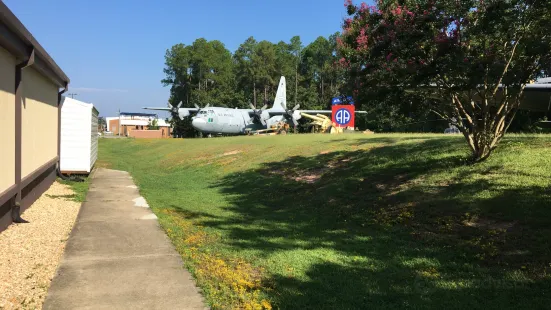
[0,182,81,310]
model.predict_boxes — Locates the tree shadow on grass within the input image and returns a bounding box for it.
[184,137,550,309]
[324,135,440,146]
[268,261,551,310]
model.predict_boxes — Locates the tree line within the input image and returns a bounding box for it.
[162,35,345,113]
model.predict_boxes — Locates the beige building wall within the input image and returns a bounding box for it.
[21,67,59,178]
[0,46,16,193]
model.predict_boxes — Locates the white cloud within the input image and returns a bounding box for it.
[70,87,128,93]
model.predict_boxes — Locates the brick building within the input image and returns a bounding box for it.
[106,112,172,138]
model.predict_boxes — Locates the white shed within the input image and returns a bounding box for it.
[60,97,99,174]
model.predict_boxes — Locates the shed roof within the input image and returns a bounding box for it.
[61,97,99,115]
[0,2,69,87]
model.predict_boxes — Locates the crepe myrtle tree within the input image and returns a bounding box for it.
[339,0,551,161]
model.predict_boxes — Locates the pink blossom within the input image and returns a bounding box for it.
[407,11,414,17]
[386,52,393,61]
[343,26,351,34]
[344,0,353,7]
[338,58,350,68]
[464,58,469,62]
[356,28,369,49]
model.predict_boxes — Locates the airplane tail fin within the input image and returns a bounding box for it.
[272,76,286,111]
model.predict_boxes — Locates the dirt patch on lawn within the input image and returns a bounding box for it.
[293,173,324,184]
[463,218,517,231]
[265,156,355,184]
[222,150,243,156]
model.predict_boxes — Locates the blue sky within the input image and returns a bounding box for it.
[4,0,355,118]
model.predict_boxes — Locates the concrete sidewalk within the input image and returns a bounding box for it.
[44,168,206,310]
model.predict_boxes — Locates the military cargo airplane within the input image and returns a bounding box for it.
[143,76,367,135]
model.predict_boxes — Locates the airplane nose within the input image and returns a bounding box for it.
[192,117,206,130]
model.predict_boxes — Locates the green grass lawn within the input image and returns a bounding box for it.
[57,176,91,202]
[98,133,551,310]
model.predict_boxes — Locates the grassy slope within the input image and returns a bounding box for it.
[98,134,551,310]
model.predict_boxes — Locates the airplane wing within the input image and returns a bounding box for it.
[265,110,367,116]
[297,110,367,114]
[142,106,201,120]
[142,107,172,111]
[142,107,200,113]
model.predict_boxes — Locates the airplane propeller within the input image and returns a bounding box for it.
[168,101,183,114]
[284,104,301,126]
[193,103,210,116]
[249,103,268,125]
[194,103,210,110]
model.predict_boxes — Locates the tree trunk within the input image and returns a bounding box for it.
[446,92,522,163]
[321,76,324,101]
[295,64,298,106]
[253,81,257,107]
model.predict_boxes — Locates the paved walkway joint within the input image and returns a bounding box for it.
[44,168,207,310]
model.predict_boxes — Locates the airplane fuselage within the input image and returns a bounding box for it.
[191,107,283,134]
